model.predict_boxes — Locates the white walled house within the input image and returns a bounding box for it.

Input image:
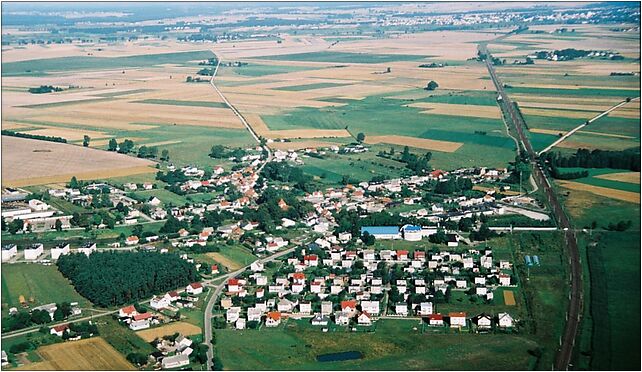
[24,244,44,260]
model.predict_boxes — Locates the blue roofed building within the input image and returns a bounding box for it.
[401,224,423,241]
[360,226,401,240]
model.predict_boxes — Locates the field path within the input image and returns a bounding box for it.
[208,55,273,173]
[537,97,640,155]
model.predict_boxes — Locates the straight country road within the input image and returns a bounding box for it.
[538,97,640,155]
[480,42,583,371]
[209,56,273,173]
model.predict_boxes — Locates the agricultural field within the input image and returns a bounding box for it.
[491,24,640,153]
[1,136,155,187]
[14,337,135,371]
[206,245,258,271]
[1,263,89,316]
[585,231,640,370]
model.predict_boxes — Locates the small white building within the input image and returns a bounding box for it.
[24,244,44,260]
[162,354,190,369]
[498,313,514,328]
[51,243,70,260]
[1,244,17,262]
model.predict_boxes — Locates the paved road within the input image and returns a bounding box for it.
[538,97,640,155]
[203,247,295,369]
[208,56,273,172]
[480,43,583,371]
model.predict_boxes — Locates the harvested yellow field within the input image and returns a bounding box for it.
[529,128,566,136]
[268,129,352,139]
[365,135,463,152]
[20,127,109,142]
[1,136,156,187]
[207,252,243,271]
[15,337,135,371]
[576,130,636,139]
[410,102,501,119]
[594,172,641,184]
[558,180,640,204]
[136,321,202,342]
[270,140,337,150]
[504,290,516,306]
[532,128,636,140]
[141,140,183,147]
[517,101,607,112]
[521,107,594,119]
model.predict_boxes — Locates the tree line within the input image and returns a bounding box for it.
[28,85,64,94]
[2,130,67,143]
[57,251,200,307]
[542,148,640,171]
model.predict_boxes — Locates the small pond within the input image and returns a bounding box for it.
[316,351,364,362]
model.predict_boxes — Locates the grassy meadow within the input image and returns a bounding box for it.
[1,263,89,315]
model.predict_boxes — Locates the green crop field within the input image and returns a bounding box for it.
[215,245,258,268]
[585,231,641,370]
[222,63,320,77]
[276,82,349,91]
[505,86,639,98]
[255,51,428,64]
[1,263,89,313]
[134,99,229,109]
[2,50,214,76]
[559,168,641,193]
[90,125,255,169]
[215,319,538,370]
[583,115,641,138]
[301,150,410,185]
[556,181,641,231]
[262,93,515,169]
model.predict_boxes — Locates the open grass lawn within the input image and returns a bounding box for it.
[256,51,428,64]
[586,231,640,370]
[2,50,214,76]
[215,318,538,370]
[1,263,89,315]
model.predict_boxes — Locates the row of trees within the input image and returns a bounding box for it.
[209,145,247,160]
[1,130,66,143]
[57,252,200,307]
[28,85,64,94]
[542,148,640,171]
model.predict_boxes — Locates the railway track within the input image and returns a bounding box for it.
[481,44,583,371]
